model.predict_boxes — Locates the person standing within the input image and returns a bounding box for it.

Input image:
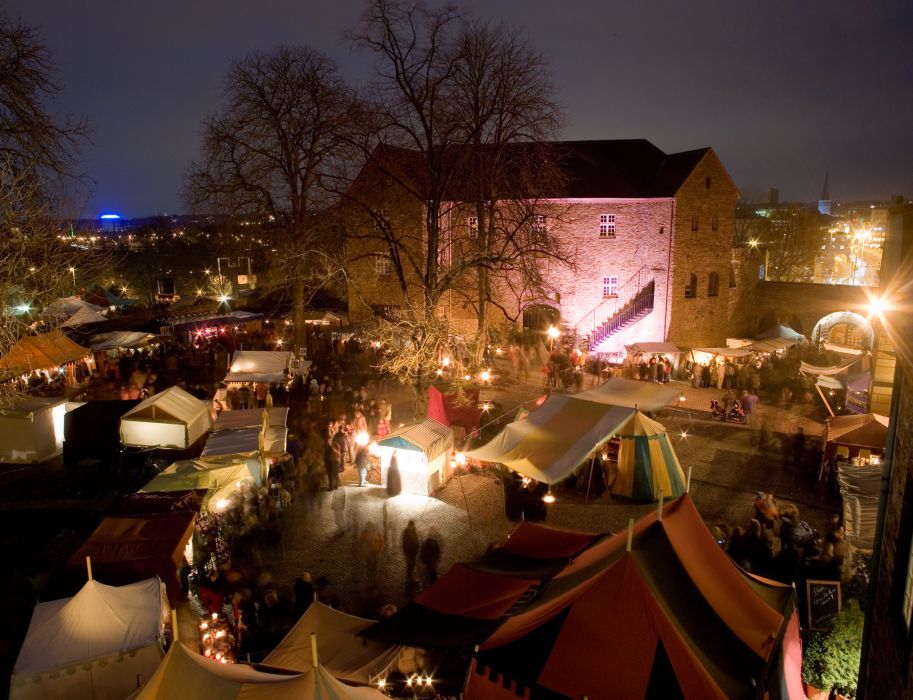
[419,531,441,586]
[324,441,340,491]
[355,444,370,487]
[331,425,348,476]
[255,382,270,408]
[716,361,727,390]
[792,427,806,469]
[402,520,419,584]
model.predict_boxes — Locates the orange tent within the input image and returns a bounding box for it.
[0,330,89,379]
[466,496,804,700]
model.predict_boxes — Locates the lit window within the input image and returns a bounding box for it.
[599,214,616,237]
[708,272,719,297]
[467,216,479,239]
[602,276,618,298]
[684,273,697,298]
[375,254,392,276]
[691,215,699,231]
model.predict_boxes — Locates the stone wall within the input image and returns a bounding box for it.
[666,151,738,348]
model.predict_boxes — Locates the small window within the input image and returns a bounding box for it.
[729,266,736,288]
[602,276,618,298]
[533,214,547,232]
[374,254,392,276]
[708,272,719,297]
[599,214,616,237]
[711,214,719,231]
[467,216,479,238]
[659,225,665,236]
[684,273,697,298]
[705,176,711,189]
[691,215,699,231]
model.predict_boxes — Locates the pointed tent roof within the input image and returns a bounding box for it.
[263,602,400,684]
[122,385,210,426]
[469,495,801,700]
[757,324,805,342]
[0,330,89,378]
[44,296,105,319]
[574,377,681,412]
[825,412,890,450]
[466,394,634,484]
[63,305,108,327]
[13,577,164,676]
[611,412,687,501]
[135,642,385,700]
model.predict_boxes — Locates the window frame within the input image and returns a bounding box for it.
[602,275,619,298]
[691,215,699,231]
[711,214,719,231]
[684,273,697,298]
[467,215,479,238]
[374,253,393,277]
[708,271,720,297]
[599,213,616,238]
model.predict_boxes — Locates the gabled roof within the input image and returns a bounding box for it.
[377,418,453,461]
[0,330,89,378]
[121,385,210,425]
[359,140,719,200]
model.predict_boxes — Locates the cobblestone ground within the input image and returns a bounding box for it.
[257,367,839,616]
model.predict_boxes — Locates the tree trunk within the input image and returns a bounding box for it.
[474,266,489,366]
[293,279,307,352]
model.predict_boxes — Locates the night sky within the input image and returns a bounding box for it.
[6,0,912,217]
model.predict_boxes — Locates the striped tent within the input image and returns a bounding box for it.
[611,411,686,501]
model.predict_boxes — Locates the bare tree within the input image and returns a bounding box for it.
[184,46,361,348]
[347,0,570,414]
[762,208,822,282]
[0,14,93,405]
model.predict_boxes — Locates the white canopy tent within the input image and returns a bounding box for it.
[748,337,799,354]
[574,377,681,413]
[466,394,635,484]
[688,347,754,364]
[140,460,261,510]
[134,641,384,700]
[90,331,158,352]
[0,397,70,464]
[44,296,106,320]
[120,386,212,449]
[624,342,681,356]
[10,577,167,700]
[264,602,400,685]
[226,351,293,384]
[63,305,109,327]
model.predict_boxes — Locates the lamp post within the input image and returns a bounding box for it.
[67,266,76,291]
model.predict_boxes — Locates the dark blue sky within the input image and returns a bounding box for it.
[7,0,912,216]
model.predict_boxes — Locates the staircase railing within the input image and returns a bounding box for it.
[589,280,655,347]
[575,265,652,338]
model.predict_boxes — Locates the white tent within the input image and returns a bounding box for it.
[264,602,400,684]
[376,419,454,496]
[63,305,109,327]
[689,347,754,364]
[624,342,681,356]
[201,426,287,460]
[140,460,261,510]
[134,642,384,700]
[213,408,288,432]
[120,386,212,449]
[0,397,70,464]
[10,577,167,700]
[466,394,634,484]
[574,377,681,413]
[90,331,158,351]
[748,337,798,354]
[226,351,292,383]
[44,296,105,320]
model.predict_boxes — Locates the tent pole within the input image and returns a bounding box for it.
[657,488,664,521]
[686,467,692,493]
[456,468,472,530]
[584,454,596,505]
[626,518,634,552]
[86,555,93,581]
[813,382,836,417]
[171,608,179,642]
[310,631,319,668]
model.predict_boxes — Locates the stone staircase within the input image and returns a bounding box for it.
[575,266,655,352]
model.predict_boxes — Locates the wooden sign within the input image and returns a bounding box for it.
[807,579,842,631]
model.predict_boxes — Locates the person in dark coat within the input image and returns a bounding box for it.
[792,427,806,469]
[402,520,419,583]
[386,453,402,496]
[293,572,314,618]
[324,441,340,491]
[419,531,441,586]
[331,425,348,474]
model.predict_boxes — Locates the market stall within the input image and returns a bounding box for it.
[212,407,288,431]
[224,350,295,384]
[376,418,454,496]
[139,459,261,511]
[0,330,92,384]
[0,397,71,464]
[824,412,889,463]
[836,462,880,552]
[574,377,681,413]
[10,577,168,700]
[67,512,196,603]
[608,411,687,502]
[120,386,212,450]
[90,331,160,352]
[687,346,753,365]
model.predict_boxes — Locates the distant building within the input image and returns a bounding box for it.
[345,140,739,354]
[818,169,833,215]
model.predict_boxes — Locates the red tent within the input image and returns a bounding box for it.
[466,496,804,700]
[427,384,482,432]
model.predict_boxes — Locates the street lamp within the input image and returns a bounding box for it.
[547,325,560,351]
[67,266,76,290]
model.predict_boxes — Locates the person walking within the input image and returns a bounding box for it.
[402,520,419,584]
[330,487,347,537]
[419,530,442,586]
[355,444,370,487]
[360,522,385,581]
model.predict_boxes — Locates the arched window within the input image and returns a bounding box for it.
[685,273,697,298]
[708,272,719,297]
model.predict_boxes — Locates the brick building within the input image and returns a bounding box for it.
[346,140,739,354]
[858,202,913,698]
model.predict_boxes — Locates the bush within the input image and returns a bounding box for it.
[802,600,864,697]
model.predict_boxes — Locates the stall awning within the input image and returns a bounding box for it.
[140,460,261,506]
[749,337,798,354]
[0,330,89,378]
[625,342,681,355]
[837,463,880,551]
[213,408,288,431]
[466,394,634,484]
[690,346,753,360]
[574,377,681,412]
[90,331,158,351]
[63,305,108,327]
[225,350,292,383]
[825,412,889,449]
[377,418,453,462]
[757,324,805,341]
[801,352,869,377]
[201,426,287,459]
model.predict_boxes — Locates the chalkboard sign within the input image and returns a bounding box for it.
[807,579,842,631]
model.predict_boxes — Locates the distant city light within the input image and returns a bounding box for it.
[99,213,121,220]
